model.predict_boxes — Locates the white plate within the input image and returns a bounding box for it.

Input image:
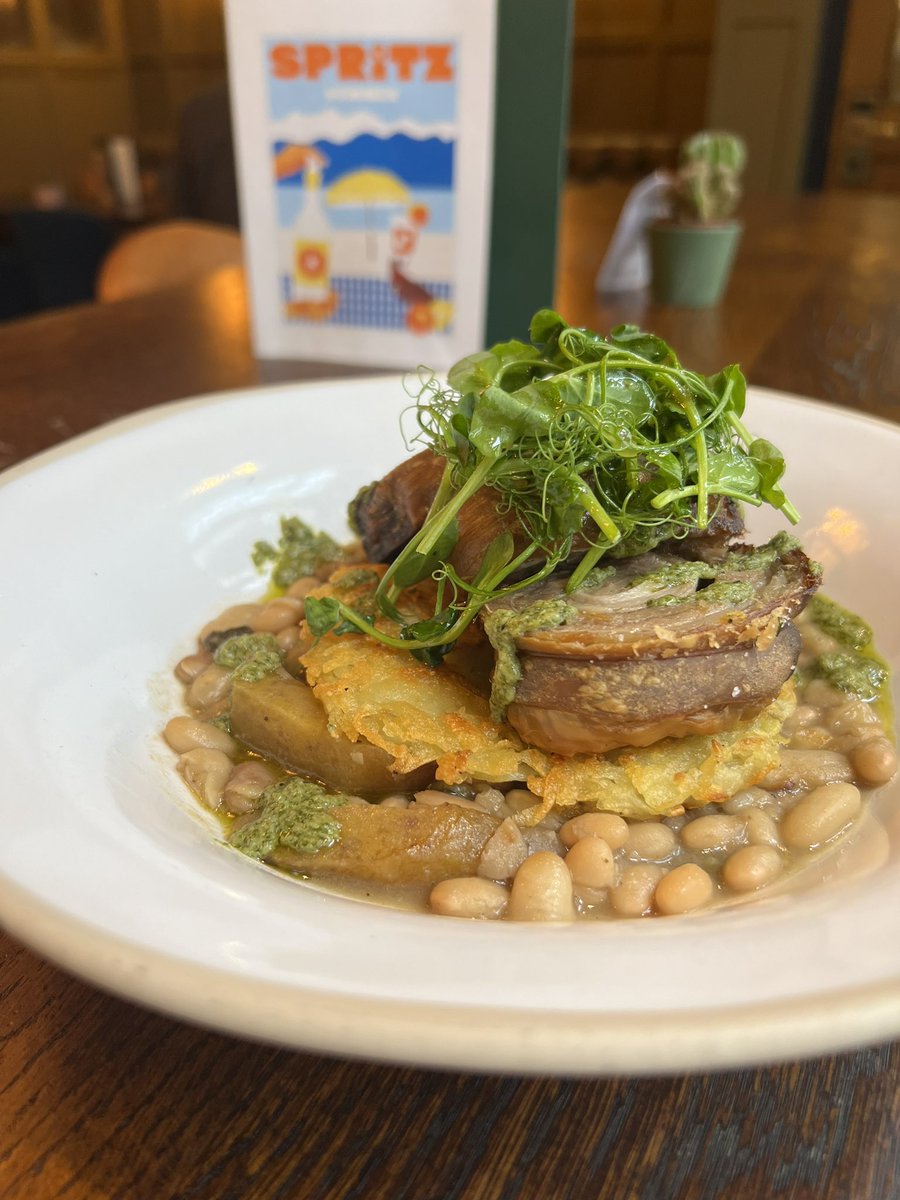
[0,380,898,1076]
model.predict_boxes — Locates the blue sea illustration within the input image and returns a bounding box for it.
[274,134,454,233]
[275,134,453,188]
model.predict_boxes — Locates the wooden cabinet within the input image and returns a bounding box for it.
[0,0,227,208]
[569,0,716,173]
[0,0,133,204]
[121,0,226,149]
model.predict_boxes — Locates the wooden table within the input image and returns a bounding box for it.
[2,185,900,1199]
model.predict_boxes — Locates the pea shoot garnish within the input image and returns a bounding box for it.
[305,310,798,665]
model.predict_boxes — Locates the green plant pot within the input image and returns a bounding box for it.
[648,221,742,308]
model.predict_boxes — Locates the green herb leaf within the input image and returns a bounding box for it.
[529,308,567,347]
[390,519,459,588]
[749,438,792,513]
[608,325,678,365]
[304,596,344,638]
[707,363,747,418]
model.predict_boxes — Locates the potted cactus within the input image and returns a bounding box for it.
[649,130,747,307]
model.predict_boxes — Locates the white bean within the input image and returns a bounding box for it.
[789,727,832,751]
[741,807,782,848]
[780,783,862,850]
[723,786,774,815]
[174,651,212,683]
[429,877,508,920]
[624,821,678,862]
[286,576,320,600]
[781,703,822,734]
[186,664,233,711]
[163,715,236,757]
[609,864,664,917]
[508,852,575,922]
[378,793,409,809]
[826,698,879,739]
[680,813,745,853]
[222,760,277,814]
[413,789,487,812]
[760,749,853,791]
[199,604,263,642]
[560,812,628,851]
[250,597,305,633]
[178,748,233,809]
[654,863,714,915]
[275,625,300,653]
[565,837,615,890]
[722,845,784,893]
[850,737,898,786]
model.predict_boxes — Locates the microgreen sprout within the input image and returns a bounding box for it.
[304,310,798,665]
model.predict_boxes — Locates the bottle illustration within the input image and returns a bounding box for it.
[277,144,337,320]
[291,159,331,303]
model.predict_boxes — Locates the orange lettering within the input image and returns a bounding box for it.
[338,43,366,80]
[270,43,301,80]
[424,44,454,82]
[304,43,333,80]
[390,44,420,82]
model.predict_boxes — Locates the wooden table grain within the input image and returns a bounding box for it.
[2,184,900,1200]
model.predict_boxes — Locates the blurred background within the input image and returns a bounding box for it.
[0,0,898,319]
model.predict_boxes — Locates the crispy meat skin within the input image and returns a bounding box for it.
[490,538,817,753]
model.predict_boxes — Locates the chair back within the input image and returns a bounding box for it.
[96,220,243,303]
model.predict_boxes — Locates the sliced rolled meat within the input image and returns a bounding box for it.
[485,536,820,755]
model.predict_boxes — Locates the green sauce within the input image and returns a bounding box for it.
[252,516,345,589]
[722,530,802,570]
[647,579,755,609]
[230,778,347,859]
[333,568,382,592]
[483,597,575,722]
[812,652,886,703]
[804,592,893,730]
[214,633,283,682]
[630,560,714,593]
[806,594,872,652]
[578,566,616,590]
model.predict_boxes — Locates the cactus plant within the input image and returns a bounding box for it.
[670,131,747,225]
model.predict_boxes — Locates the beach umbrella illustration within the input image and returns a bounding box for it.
[326,169,410,258]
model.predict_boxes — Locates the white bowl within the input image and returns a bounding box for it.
[0,380,897,1075]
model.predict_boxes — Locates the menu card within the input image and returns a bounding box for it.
[225,0,572,368]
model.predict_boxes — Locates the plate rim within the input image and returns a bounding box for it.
[2,870,898,1075]
[2,379,899,1075]
[3,380,899,496]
